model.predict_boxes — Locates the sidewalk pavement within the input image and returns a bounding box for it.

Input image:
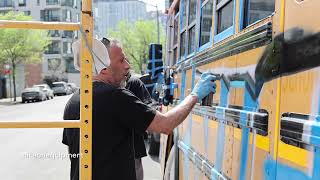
[0,97,22,106]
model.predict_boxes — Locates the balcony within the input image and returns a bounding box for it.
[40,9,61,22]
[61,0,73,7]
[46,0,60,6]
[0,0,14,8]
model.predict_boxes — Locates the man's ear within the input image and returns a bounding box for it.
[100,68,108,75]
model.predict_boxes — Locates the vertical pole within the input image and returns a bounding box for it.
[9,72,12,100]
[156,5,160,44]
[80,0,93,179]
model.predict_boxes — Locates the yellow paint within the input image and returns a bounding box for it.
[0,20,80,30]
[280,0,286,33]
[273,79,281,159]
[209,120,218,129]
[235,0,240,33]
[278,141,308,168]
[0,121,80,128]
[234,128,269,151]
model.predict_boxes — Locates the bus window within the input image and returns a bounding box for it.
[217,0,234,33]
[187,0,197,55]
[243,0,275,28]
[188,25,196,54]
[181,0,187,28]
[180,31,186,58]
[179,0,187,59]
[173,12,179,65]
[214,0,235,42]
[199,0,213,48]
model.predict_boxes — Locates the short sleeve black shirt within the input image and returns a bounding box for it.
[126,76,152,158]
[62,81,156,180]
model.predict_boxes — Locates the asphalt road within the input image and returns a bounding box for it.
[0,95,161,180]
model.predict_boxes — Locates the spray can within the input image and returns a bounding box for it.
[200,73,221,106]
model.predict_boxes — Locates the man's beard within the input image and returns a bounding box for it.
[119,79,127,88]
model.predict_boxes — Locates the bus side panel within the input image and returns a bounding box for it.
[229,46,276,180]
[177,56,238,179]
[272,0,320,179]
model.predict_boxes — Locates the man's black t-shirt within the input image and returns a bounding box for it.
[62,81,156,180]
[126,76,152,158]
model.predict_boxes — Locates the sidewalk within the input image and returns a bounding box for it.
[0,97,22,106]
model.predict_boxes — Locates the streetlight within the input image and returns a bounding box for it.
[138,0,160,44]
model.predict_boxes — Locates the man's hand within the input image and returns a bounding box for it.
[190,72,217,101]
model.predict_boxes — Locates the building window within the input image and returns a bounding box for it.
[62,31,73,38]
[41,9,60,21]
[65,58,78,73]
[61,0,73,7]
[46,0,60,5]
[46,41,61,54]
[199,0,213,47]
[243,0,275,28]
[37,0,40,6]
[63,42,72,54]
[48,30,60,37]
[18,0,26,6]
[24,11,31,16]
[48,58,61,71]
[0,0,14,7]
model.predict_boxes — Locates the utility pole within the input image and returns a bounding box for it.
[139,1,160,44]
[156,4,160,44]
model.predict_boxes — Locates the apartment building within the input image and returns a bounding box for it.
[0,0,81,92]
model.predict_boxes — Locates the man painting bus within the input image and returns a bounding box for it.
[62,38,217,180]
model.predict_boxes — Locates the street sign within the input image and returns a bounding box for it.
[4,69,11,75]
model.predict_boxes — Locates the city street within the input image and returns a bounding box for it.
[0,95,161,180]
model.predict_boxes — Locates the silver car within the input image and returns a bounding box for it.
[21,87,47,103]
[33,84,54,100]
[52,81,72,96]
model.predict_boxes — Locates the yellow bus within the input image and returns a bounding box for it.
[161,0,320,179]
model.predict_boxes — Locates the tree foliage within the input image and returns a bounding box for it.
[0,12,50,101]
[108,20,165,73]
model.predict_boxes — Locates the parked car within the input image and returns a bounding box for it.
[52,81,72,96]
[33,84,54,100]
[67,83,79,93]
[21,87,47,103]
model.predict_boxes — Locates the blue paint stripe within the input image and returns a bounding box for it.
[180,70,186,100]
[204,114,209,156]
[312,87,320,179]
[148,59,163,63]
[191,64,196,89]
[230,81,246,88]
[214,80,228,178]
[239,82,258,180]
[180,70,190,178]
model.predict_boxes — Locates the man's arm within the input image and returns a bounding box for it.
[147,72,217,135]
[147,94,198,134]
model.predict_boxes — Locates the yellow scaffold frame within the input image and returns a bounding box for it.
[0,0,93,179]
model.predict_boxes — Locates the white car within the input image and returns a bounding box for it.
[33,84,54,100]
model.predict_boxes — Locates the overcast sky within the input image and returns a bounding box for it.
[141,0,166,12]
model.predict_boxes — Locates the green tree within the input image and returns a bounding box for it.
[108,20,165,74]
[0,12,50,101]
